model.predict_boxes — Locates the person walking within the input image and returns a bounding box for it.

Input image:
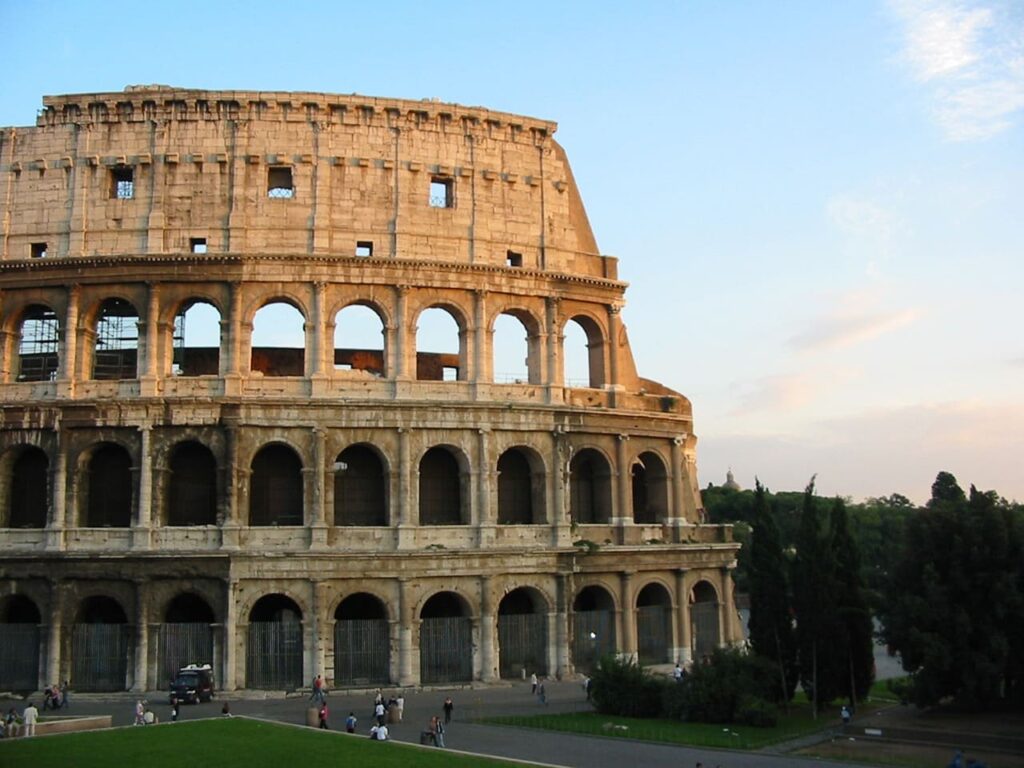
[134,699,145,726]
[537,679,547,705]
[310,674,324,703]
[22,702,39,737]
[374,700,386,726]
[171,697,180,722]
[318,701,329,730]
[443,696,453,724]
[530,672,538,694]
[345,712,357,733]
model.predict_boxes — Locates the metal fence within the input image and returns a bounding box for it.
[571,610,615,672]
[691,602,720,660]
[246,622,303,690]
[72,624,130,691]
[498,613,548,678]
[420,616,472,683]
[637,605,672,664]
[334,619,390,685]
[158,623,214,687]
[0,624,40,690]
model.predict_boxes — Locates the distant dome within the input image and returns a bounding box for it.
[723,469,741,491]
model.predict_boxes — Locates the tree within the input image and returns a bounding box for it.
[829,496,875,705]
[880,472,1024,709]
[791,477,842,716]
[746,479,798,705]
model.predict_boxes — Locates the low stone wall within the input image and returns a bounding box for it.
[37,715,113,735]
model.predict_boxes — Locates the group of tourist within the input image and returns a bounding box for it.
[42,681,70,710]
[1,703,38,738]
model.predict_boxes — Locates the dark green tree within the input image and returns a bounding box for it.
[746,479,798,704]
[792,477,841,716]
[829,496,875,705]
[881,472,1024,709]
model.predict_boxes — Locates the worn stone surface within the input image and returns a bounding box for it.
[0,87,740,693]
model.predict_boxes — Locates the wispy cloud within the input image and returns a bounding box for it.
[826,195,901,277]
[790,307,920,351]
[889,0,1024,140]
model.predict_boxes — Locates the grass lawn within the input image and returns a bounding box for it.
[481,704,832,750]
[0,718,520,768]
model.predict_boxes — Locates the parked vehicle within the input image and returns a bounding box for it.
[169,664,214,704]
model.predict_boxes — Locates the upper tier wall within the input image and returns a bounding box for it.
[0,87,612,277]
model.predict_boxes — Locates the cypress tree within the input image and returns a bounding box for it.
[747,479,798,705]
[829,496,875,706]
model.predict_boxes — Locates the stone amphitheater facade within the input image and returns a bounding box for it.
[0,86,739,693]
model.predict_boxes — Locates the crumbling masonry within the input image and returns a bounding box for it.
[0,87,740,692]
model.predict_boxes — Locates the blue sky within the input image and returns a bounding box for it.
[1,0,1021,503]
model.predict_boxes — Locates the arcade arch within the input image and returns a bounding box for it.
[246,594,303,690]
[497,587,548,678]
[571,585,616,672]
[419,591,472,683]
[334,593,390,685]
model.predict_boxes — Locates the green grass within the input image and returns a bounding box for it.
[481,705,832,750]
[0,718,520,768]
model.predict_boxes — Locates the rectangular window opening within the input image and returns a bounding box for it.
[429,177,453,208]
[355,241,373,258]
[506,250,523,268]
[30,242,48,259]
[268,166,294,198]
[442,366,458,382]
[190,238,208,254]
[111,166,134,199]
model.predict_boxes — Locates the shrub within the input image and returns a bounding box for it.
[682,648,785,724]
[735,694,779,727]
[590,654,667,718]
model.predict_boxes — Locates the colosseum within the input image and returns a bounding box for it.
[0,86,740,694]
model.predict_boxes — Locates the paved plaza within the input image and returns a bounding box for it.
[2,679,883,768]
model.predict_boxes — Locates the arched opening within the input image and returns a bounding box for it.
[333,445,387,526]
[333,304,385,377]
[492,312,534,384]
[159,593,215,686]
[497,448,545,524]
[247,595,303,690]
[167,441,217,526]
[572,586,616,673]
[0,595,42,691]
[632,451,669,524]
[334,593,390,686]
[636,583,673,664]
[418,446,465,525]
[691,581,721,662]
[251,301,305,377]
[420,592,473,683]
[415,306,462,382]
[5,446,49,528]
[562,315,604,388]
[93,298,139,380]
[249,444,303,526]
[498,588,548,679]
[17,304,59,382]
[72,596,129,691]
[84,444,133,527]
[569,449,612,524]
[172,300,221,376]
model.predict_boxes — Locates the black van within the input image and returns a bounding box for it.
[169,664,214,704]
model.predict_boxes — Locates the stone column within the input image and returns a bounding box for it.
[720,565,737,648]
[57,284,80,397]
[398,578,416,686]
[555,573,571,678]
[544,296,561,403]
[615,434,631,539]
[670,436,686,537]
[46,580,67,688]
[220,422,240,550]
[606,303,621,393]
[309,427,328,549]
[396,428,413,549]
[472,289,489,390]
[476,428,494,546]
[223,579,238,690]
[393,285,409,381]
[309,281,327,387]
[132,424,153,550]
[133,580,149,692]
[551,430,572,547]
[675,568,692,664]
[310,580,328,682]
[47,428,68,551]
[223,282,243,395]
[479,575,497,682]
[140,283,160,396]
[619,571,636,662]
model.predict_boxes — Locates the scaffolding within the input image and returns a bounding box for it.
[17,306,59,382]
[93,299,139,380]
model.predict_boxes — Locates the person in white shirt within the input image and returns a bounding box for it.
[22,702,39,736]
[368,723,388,740]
